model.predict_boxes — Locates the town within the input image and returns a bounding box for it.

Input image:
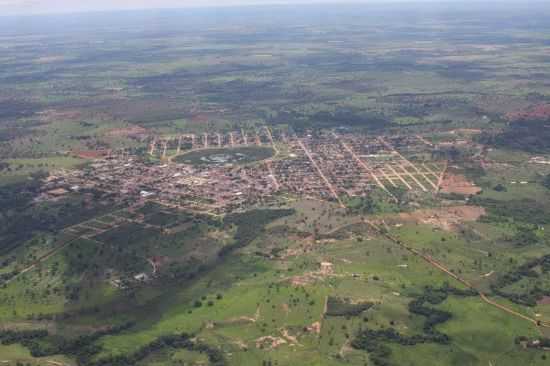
[41,129,451,215]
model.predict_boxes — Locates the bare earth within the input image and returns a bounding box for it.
[440,173,482,195]
[393,205,486,231]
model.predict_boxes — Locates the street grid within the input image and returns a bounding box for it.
[47,130,446,215]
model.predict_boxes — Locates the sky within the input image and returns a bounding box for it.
[0,0,459,16]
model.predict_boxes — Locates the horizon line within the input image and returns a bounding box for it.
[0,0,543,18]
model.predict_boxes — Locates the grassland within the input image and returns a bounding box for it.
[174,146,275,166]
[3,189,549,365]
[2,2,550,366]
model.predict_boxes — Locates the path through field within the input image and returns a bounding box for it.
[363,218,550,333]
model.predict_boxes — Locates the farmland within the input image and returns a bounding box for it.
[2,2,550,366]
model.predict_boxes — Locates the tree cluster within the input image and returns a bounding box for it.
[325,296,373,317]
[88,333,225,366]
[351,285,476,366]
[0,322,135,365]
[491,254,550,307]
[219,209,294,257]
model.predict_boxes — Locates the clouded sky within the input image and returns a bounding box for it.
[0,0,449,16]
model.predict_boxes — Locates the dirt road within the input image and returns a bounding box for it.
[363,218,550,331]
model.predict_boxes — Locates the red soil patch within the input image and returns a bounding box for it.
[537,296,550,306]
[255,336,287,350]
[506,104,550,122]
[440,173,481,196]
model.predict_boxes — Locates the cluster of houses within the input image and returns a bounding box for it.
[41,131,445,214]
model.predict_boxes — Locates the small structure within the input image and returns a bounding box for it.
[134,273,149,282]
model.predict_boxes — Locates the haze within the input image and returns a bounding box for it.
[0,0,502,16]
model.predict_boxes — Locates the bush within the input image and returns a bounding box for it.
[491,254,550,306]
[351,285,476,366]
[325,297,373,317]
[219,209,294,257]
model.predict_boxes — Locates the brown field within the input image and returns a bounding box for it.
[440,173,481,195]
[393,205,486,231]
[506,104,550,121]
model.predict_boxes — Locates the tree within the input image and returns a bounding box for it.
[493,183,507,192]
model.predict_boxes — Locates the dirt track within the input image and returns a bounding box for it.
[363,218,550,332]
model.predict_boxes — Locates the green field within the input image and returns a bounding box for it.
[2,2,550,366]
[173,146,275,166]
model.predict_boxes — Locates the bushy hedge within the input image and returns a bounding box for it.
[351,285,476,366]
[88,333,225,366]
[471,196,550,226]
[0,325,225,366]
[0,322,135,364]
[0,329,48,345]
[491,254,550,307]
[325,297,373,317]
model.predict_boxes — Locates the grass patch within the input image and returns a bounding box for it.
[174,146,274,166]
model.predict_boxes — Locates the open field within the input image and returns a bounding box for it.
[174,146,275,166]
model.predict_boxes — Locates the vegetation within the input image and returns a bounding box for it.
[2,3,550,365]
[471,196,550,225]
[0,322,134,364]
[0,173,116,255]
[174,146,275,166]
[220,209,294,256]
[484,119,550,154]
[542,174,550,190]
[352,286,476,366]
[88,333,225,366]
[325,297,374,317]
[491,255,550,307]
